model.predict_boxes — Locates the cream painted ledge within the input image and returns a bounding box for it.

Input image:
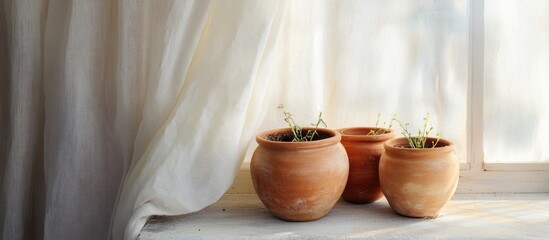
[228,162,549,194]
[139,193,549,240]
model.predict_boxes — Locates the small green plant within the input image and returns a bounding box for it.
[396,113,440,148]
[284,111,327,142]
[367,113,397,135]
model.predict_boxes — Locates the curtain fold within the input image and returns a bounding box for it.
[1,1,470,240]
[1,1,47,239]
[111,1,285,239]
[41,0,125,239]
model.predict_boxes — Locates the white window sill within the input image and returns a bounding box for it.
[139,193,549,240]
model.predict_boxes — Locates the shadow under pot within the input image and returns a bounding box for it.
[379,137,459,218]
[250,127,349,221]
[338,127,394,204]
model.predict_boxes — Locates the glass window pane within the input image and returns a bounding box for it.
[484,0,549,163]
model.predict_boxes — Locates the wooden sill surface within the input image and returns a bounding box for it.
[139,193,549,240]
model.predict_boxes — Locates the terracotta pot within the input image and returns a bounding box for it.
[250,128,349,221]
[379,137,459,218]
[338,127,394,203]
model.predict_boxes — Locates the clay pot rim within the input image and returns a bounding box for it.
[384,137,455,154]
[256,127,341,150]
[337,127,395,142]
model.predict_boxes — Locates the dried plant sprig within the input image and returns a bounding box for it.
[367,114,397,135]
[284,111,327,142]
[396,113,440,148]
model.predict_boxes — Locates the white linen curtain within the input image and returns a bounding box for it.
[1,0,469,239]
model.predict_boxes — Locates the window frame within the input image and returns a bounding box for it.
[460,0,549,193]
